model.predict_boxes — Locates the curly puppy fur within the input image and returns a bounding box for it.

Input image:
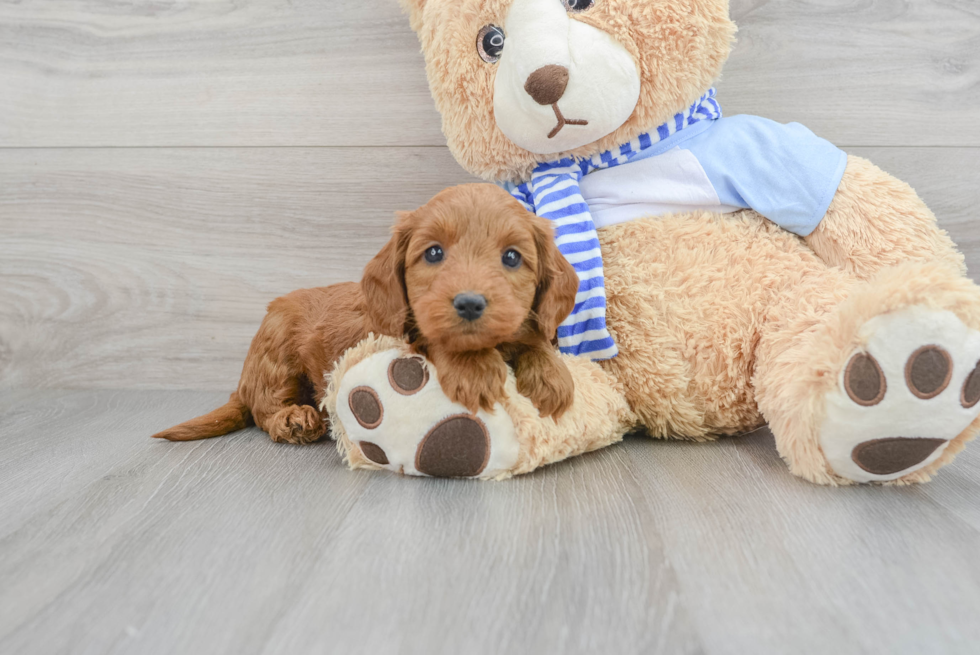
[152,183,579,444]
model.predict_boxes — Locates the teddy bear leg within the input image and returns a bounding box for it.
[754,260,980,485]
[804,155,965,280]
[322,335,635,479]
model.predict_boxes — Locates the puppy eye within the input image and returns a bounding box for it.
[424,245,444,264]
[422,246,446,264]
[563,0,595,11]
[502,249,522,269]
[477,25,505,63]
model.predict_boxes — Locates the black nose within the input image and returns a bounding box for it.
[453,293,487,321]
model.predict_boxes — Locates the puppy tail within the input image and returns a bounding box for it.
[152,392,253,441]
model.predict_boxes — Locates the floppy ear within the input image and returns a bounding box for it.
[530,213,580,338]
[399,0,427,30]
[361,211,415,337]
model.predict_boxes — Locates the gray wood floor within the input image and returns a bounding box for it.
[3,1,980,653]
[3,391,980,655]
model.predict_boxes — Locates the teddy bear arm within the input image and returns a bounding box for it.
[804,155,965,279]
[325,335,635,479]
[507,353,636,476]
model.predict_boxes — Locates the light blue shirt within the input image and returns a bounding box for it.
[578,115,848,237]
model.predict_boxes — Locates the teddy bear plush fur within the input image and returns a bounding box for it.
[324,0,980,485]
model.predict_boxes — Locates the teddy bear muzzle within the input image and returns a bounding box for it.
[492,0,640,153]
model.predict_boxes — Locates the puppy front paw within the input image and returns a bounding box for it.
[515,349,574,419]
[438,350,509,413]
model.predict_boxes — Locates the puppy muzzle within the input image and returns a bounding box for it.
[453,293,487,322]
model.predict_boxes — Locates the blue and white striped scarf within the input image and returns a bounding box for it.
[503,89,722,360]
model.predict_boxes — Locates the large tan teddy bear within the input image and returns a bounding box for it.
[323,0,980,485]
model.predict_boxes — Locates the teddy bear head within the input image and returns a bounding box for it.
[403,0,735,182]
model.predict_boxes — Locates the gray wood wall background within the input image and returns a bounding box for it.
[4,4,980,654]
[2,0,979,392]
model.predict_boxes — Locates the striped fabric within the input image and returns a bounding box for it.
[503,89,722,359]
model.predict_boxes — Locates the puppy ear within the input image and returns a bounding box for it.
[361,211,414,336]
[530,213,580,338]
[399,0,427,30]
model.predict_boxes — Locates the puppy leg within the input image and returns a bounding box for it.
[246,373,326,445]
[429,348,509,413]
[239,315,327,445]
[512,344,574,420]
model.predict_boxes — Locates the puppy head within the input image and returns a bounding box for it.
[362,183,578,351]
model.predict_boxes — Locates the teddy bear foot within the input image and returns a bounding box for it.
[324,334,636,480]
[326,343,521,479]
[820,306,980,483]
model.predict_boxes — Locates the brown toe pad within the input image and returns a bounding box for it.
[851,437,946,475]
[905,346,952,400]
[349,386,383,429]
[388,356,429,395]
[962,360,980,408]
[415,414,489,478]
[359,441,389,465]
[844,352,886,406]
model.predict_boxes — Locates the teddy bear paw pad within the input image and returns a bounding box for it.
[821,306,980,482]
[334,349,520,478]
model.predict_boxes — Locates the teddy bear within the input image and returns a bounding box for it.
[321,0,980,485]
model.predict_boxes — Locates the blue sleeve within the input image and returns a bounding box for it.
[682,115,849,237]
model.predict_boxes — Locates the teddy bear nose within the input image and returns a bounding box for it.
[524,64,569,106]
[453,293,487,322]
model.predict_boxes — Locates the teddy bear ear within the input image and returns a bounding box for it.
[399,0,427,30]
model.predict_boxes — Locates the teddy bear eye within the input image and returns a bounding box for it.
[424,245,445,264]
[477,25,505,64]
[563,0,595,11]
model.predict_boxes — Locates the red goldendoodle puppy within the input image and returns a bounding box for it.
[153,183,579,444]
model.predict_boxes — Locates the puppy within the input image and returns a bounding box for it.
[153,183,580,444]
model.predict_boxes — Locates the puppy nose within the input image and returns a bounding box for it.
[453,293,487,322]
[524,64,569,105]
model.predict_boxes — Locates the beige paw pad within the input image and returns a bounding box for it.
[332,349,520,479]
[822,307,980,483]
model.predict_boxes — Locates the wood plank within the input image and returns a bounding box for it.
[0,0,978,147]
[0,0,445,147]
[2,390,980,653]
[626,427,980,655]
[0,390,373,655]
[258,442,701,655]
[0,390,701,655]
[1,146,978,391]
[722,0,980,147]
[0,147,477,390]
